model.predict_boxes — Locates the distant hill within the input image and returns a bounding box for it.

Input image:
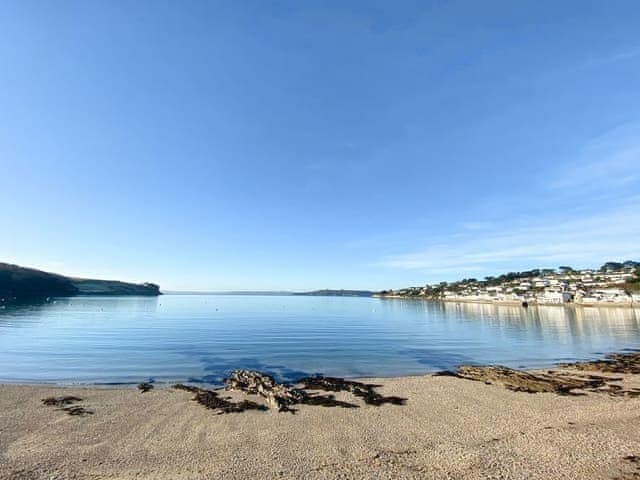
[72,278,160,296]
[294,289,374,297]
[0,263,160,301]
[165,290,375,297]
[163,291,295,296]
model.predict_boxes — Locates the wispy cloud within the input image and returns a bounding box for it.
[460,221,492,231]
[379,198,640,276]
[551,123,640,191]
[379,123,640,279]
[584,46,640,68]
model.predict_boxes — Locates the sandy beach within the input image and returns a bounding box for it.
[2,369,640,480]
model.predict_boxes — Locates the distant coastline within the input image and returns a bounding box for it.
[293,289,374,297]
[377,260,640,308]
[164,289,374,297]
[163,290,294,296]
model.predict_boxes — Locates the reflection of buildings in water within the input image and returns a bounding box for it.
[441,300,536,325]
[442,301,567,343]
[387,299,530,327]
[369,299,640,346]
[532,306,573,341]
[439,301,640,343]
[571,306,640,340]
[376,298,448,318]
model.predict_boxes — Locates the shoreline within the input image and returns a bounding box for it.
[377,295,640,309]
[3,346,640,389]
[3,350,636,388]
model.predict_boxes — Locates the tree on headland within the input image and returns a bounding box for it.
[600,262,624,272]
[142,283,161,295]
[623,260,640,270]
[598,261,640,272]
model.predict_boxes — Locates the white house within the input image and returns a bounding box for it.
[540,291,572,304]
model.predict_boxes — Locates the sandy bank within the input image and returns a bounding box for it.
[2,370,640,479]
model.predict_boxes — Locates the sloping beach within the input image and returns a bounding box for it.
[2,367,640,479]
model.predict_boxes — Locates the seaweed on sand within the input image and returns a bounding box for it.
[42,396,93,416]
[299,376,407,406]
[448,352,640,396]
[172,384,268,414]
[225,370,306,412]
[61,405,94,416]
[450,360,640,397]
[137,382,154,393]
[173,370,405,414]
[560,352,640,374]
[226,370,370,411]
[300,392,359,409]
[452,365,606,395]
[42,396,83,406]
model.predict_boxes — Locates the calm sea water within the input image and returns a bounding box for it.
[1,295,639,385]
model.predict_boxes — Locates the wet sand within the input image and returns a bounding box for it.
[2,371,640,479]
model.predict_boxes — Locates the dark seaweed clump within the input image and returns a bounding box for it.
[442,351,640,397]
[561,351,640,375]
[299,376,407,406]
[172,384,268,414]
[173,371,407,415]
[42,396,83,406]
[138,382,154,393]
[61,405,94,416]
[41,396,93,416]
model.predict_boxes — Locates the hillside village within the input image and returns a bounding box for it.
[379,261,640,306]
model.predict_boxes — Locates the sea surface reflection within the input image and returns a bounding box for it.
[0,295,638,384]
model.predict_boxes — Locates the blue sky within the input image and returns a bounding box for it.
[1,1,639,291]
